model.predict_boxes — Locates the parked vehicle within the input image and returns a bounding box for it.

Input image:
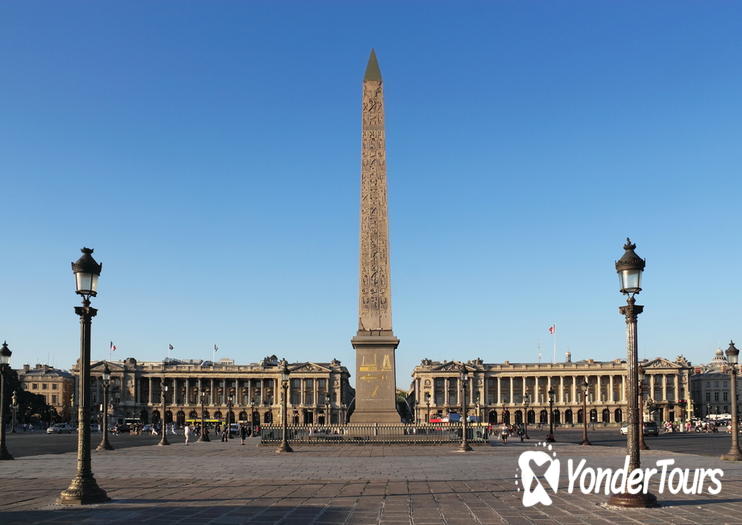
[46,423,75,434]
[619,421,659,436]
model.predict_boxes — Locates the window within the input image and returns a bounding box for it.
[52,395,58,404]
[32,383,38,390]
[42,384,48,390]
[52,384,58,390]
[706,392,711,401]
[715,392,719,401]
[724,392,728,402]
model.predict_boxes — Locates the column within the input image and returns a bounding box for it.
[210,378,215,405]
[662,374,667,402]
[148,377,153,404]
[496,377,501,405]
[621,374,626,402]
[559,376,564,403]
[444,378,449,406]
[572,376,577,405]
[650,374,656,399]
[509,377,514,404]
[674,375,679,402]
[609,375,614,403]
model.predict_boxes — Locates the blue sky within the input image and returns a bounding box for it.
[2,2,741,388]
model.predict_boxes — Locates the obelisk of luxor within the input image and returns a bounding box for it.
[351,50,401,423]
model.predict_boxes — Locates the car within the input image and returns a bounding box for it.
[619,421,659,436]
[46,423,75,434]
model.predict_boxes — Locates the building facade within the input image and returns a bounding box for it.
[411,353,694,426]
[16,364,75,420]
[72,355,354,427]
[690,348,740,417]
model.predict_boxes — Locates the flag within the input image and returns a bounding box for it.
[548,324,556,335]
[110,341,116,352]
[168,344,174,351]
[214,344,219,352]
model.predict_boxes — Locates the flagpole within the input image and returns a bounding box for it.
[552,323,557,364]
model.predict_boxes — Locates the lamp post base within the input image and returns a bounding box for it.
[57,474,110,505]
[607,492,658,508]
[96,440,114,451]
[275,441,293,453]
[158,438,170,446]
[546,435,555,443]
[720,449,742,461]
[580,438,591,446]
[456,443,473,452]
[0,446,13,460]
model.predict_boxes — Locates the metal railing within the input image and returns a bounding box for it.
[259,423,490,445]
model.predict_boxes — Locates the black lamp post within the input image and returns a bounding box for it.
[425,392,431,423]
[721,341,741,461]
[0,342,13,460]
[11,391,18,434]
[226,396,234,439]
[276,359,293,453]
[159,371,169,446]
[608,238,656,508]
[199,389,209,442]
[249,398,256,431]
[325,393,331,425]
[58,248,109,505]
[458,366,472,452]
[580,380,591,445]
[96,362,113,451]
[638,367,649,450]
[546,388,555,442]
[523,391,530,439]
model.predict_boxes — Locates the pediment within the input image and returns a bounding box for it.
[642,358,682,370]
[290,362,331,373]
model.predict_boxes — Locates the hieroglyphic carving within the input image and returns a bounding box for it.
[359,70,392,332]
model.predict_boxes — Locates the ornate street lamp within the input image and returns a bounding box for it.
[96,362,113,451]
[276,359,293,453]
[721,341,741,461]
[608,238,656,508]
[159,370,169,446]
[58,248,109,505]
[0,342,13,460]
[226,395,234,439]
[458,366,472,452]
[325,393,331,425]
[11,391,18,434]
[249,397,256,430]
[424,392,431,423]
[546,388,556,442]
[638,367,649,450]
[523,391,530,440]
[199,389,209,442]
[580,380,591,445]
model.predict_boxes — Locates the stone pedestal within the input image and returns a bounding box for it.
[351,332,400,424]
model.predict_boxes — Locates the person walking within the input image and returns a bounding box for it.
[239,424,248,445]
[500,423,509,445]
[184,423,191,445]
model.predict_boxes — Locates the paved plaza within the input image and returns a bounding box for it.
[2,432,742,524]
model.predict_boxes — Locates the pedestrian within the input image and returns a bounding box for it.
[500,423,509,445]
[240,423,248,445]
[221,425,229,442]
[184,423,191,445]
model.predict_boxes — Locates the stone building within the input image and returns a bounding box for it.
[690,347,741,417]
[16,364,75,420]
[72,355,354,427]
[411,353,694,426]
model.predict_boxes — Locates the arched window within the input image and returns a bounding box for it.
[214,411,223,421]
[527,409,535,424]
[515,410,523,424]
[602,409,610,423]
[503,410,510,424]
[239,411,248,422]
[590,409,598,423]
[165,410,173,424]
[564,409,573,424]
[151,410,160,423]
[189,410,198,419]
[539,410,548,424]
[140,409,149,424]
[614,408,623,423]
[553,410,561,425]
[176,411,185,426]
[577,409,584,424]
[263,411,272,424]
[488,410,497,424]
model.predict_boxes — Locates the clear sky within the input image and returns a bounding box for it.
[2,2,741,388]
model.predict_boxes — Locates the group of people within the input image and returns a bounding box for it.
[183,423,256,445]
[494,423,528,444]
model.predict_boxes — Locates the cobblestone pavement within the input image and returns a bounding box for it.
[1,438,742,524]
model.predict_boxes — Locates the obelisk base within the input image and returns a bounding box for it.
[351,333,400,424]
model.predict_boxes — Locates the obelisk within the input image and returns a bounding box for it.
[350,49,401,423]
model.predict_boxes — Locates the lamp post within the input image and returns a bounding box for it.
[721,341,741,461]
[523,391,530,439]
[425,392,431,423]
[580,380,591,445]
[0,342,13,460]
[276,359,293,453]
[608,238,656,507]
[199,389,209,442]
[159,371,169,446]
[249,398,256,431]
[226,396,234,439]
[546,388,555,442]
[58,248,109,505]
[325,393,331,425]
[458,366,472,452]
[11,391,18,434]
[638,367,649,450]
[96,362,113,451]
